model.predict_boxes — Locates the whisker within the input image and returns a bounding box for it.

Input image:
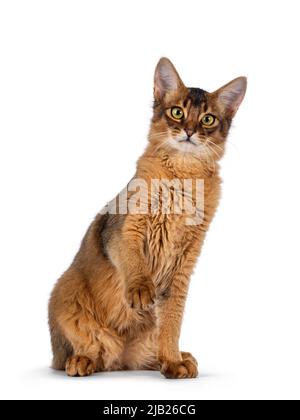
[204,145,217,173]
[206,143,221,160]
[205,137,223,152]
[205,138,223,159]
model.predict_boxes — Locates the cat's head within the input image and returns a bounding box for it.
[149,58,247,161]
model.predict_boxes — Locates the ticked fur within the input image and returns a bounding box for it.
[49,58,246,378]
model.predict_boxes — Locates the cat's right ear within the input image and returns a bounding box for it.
[154,57,184,100]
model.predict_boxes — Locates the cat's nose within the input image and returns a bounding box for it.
[185,129,195,138]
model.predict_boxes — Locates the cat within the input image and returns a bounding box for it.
[48,58,247,378]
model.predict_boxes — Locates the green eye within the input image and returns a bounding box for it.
[201,114,216,126]
[171,107,184,120]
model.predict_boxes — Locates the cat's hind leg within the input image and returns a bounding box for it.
[49,320,73,371]
[57,316,102,377]
[49,317,96,377]
[49,270,125,377]
[60,316,125,377]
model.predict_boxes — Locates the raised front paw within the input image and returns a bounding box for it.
[160,354,198,379]
[65,355,95,377]
[127,278,156,310]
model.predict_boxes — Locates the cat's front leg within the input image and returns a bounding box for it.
[158,289,198,379]
[157,248,199,379]
[126,275,156,310]
[107,215,156,311]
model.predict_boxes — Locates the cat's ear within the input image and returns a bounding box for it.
[154,57,185,100]
[214,77,247,117]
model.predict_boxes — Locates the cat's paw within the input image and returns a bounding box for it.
[181,351,198,367]
[160,355,198,379]
[65,355,95,377]
[127,279,156,310]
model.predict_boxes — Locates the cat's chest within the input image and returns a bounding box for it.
[145,215,192,282]
[147,215,184,252]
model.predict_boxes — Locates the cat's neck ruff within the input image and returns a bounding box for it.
[142,143,219,179]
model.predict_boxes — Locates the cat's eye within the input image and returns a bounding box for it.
[201,114,216,127]
[171,107,184,120]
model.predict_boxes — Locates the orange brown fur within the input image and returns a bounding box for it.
[49,58,246,378]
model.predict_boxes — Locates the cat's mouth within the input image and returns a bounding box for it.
[178,137,198,146]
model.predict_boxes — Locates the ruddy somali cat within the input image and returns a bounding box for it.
[49,58,247,378]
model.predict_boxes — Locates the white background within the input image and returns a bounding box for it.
[0,0,299,400]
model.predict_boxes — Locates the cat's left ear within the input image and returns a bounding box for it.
[214,77,247,117]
